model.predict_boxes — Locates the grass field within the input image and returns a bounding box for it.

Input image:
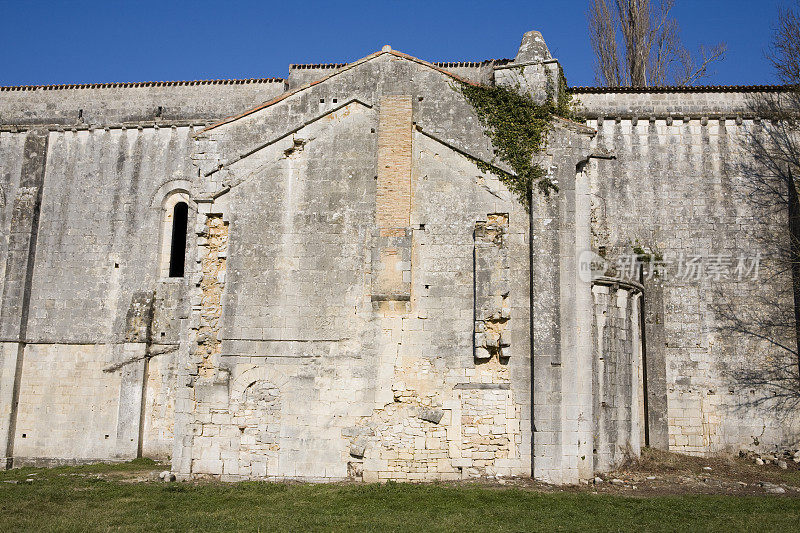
[1,459,799,532]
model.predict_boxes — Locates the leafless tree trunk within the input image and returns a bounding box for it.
[589,0,621,86]
[587,0,726,87]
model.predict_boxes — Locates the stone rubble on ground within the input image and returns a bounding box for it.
[740,448,800,469]
[760,482,786,494]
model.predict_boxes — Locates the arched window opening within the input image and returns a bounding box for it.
[168,201,188,278]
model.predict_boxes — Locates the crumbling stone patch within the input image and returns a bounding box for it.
[193,215,228,378]
[474,214,511,361]
[459,388,519,478]
[350,357,458,481]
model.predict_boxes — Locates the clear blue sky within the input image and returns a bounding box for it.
[0,0,791,87]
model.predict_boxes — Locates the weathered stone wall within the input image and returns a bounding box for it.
[0,75,295,467]
[0,125,197,465]
[3,30,795,482]
[287,60,507,90]
[573,88,780,119]
[580,98,800,456]
[173,51,539,482]
[0,80,286,126]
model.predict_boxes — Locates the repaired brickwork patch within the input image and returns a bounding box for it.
[375,95,413,237]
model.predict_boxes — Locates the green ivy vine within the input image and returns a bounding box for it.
[455,67,578,207]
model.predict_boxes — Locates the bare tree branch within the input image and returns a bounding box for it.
[587,0,727,87]
[675,43,728,86]
[769,1,800,84]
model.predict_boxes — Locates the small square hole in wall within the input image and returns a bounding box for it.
[160,332,166,337]
[21,434,26,438]
[418,96,424,101]
[332,98,338,103]
[419,223,425,230]
[370,128,375,134]
[114,263,119,269]
[424,285,430,290]
[105,435,109,439]
[320,98,325,103]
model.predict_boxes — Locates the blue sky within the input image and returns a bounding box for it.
[0,0,791,87]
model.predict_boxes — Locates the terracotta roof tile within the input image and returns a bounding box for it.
[0,78,285,92]
[569,84,794,93]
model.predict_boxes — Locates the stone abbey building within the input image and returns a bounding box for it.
[1,31,798,484]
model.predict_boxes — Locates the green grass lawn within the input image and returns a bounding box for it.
[1,460,799,532]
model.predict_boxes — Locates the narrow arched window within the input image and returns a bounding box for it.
[168,202,188,277]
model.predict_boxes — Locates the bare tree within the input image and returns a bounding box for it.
[587,0,727,87]
[717,3,800,411]
[769,2,800,84]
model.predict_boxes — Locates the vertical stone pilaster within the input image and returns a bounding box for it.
[0,130,48,468]
[642,278,669,450]
[531,129,594,484]
[571,164,594,480]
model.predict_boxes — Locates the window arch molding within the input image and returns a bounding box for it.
[157,187,196,280]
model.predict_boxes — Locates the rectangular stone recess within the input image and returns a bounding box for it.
[371,230,411,302]
[473,214,511,360]
[372,95,413,303]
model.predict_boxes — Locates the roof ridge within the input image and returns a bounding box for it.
[433,59,513,67]
[289,63,347,70]
[0,78,285,92]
